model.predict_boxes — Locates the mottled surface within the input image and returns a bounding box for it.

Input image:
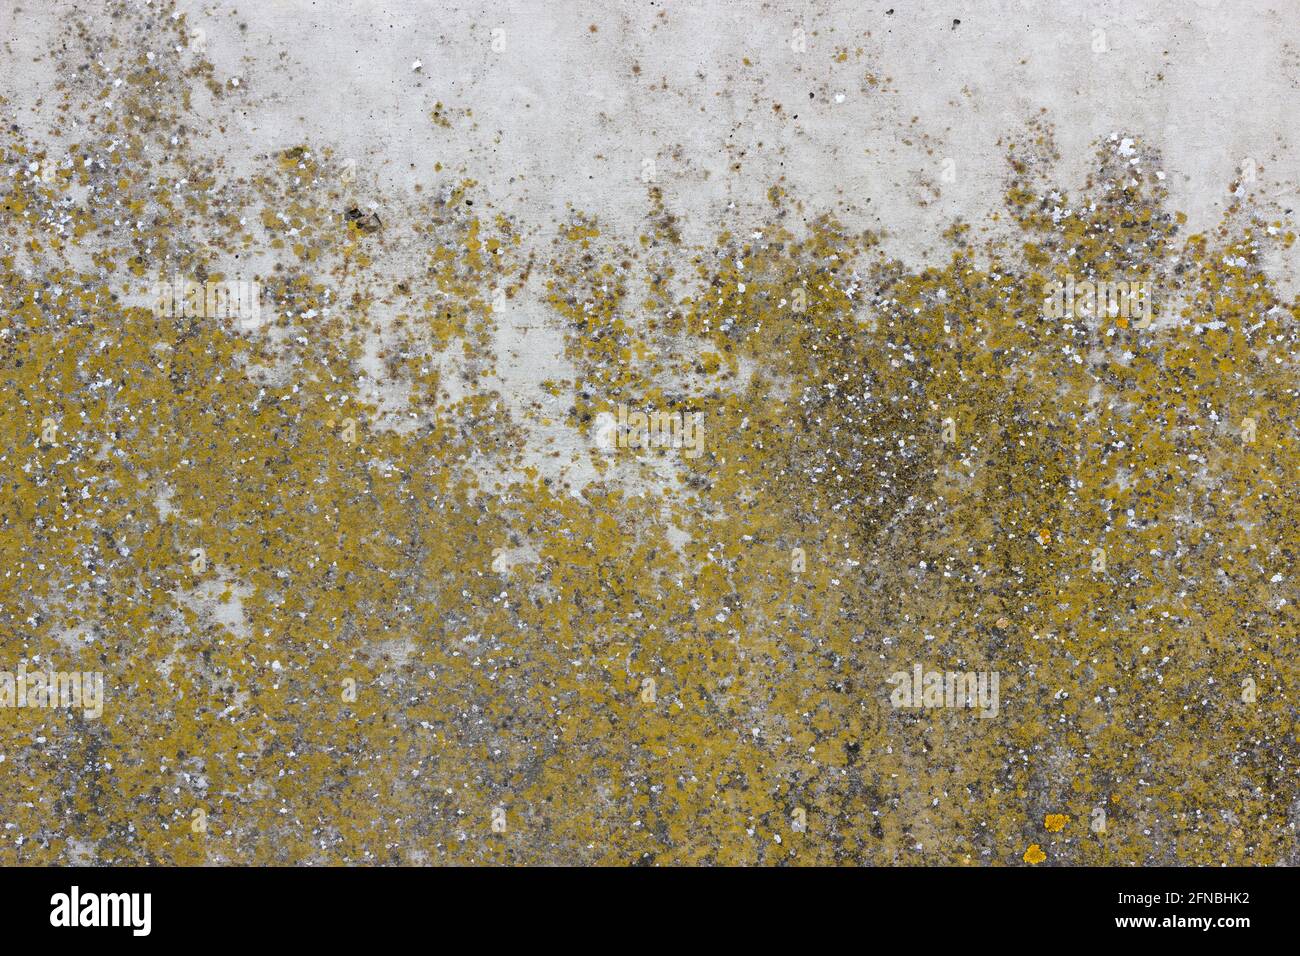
[1,0,1298,864]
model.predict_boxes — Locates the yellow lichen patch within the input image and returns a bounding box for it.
[1,3,1298,868]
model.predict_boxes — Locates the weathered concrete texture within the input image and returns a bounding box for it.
[0,0,1298,864]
